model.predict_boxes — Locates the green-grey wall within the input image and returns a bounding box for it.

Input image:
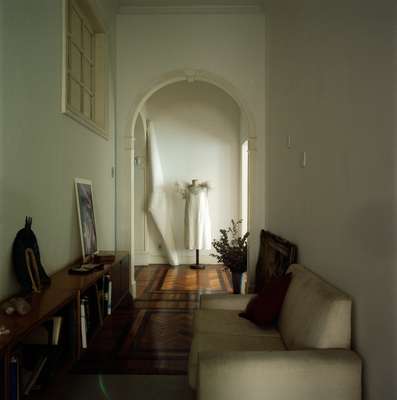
[0,0,117,299]
[264,0,397,398]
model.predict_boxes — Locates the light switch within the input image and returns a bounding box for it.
[287,135,292,149]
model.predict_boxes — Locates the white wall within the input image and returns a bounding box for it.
[0,0,117,300]
[264,0,397,398]
[133,114,147,259]
[116,12,266,283]
[140,81,241,264]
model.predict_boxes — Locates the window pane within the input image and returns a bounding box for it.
[70,44,81,81]
[83,58,91,90]
[71,7,82,47]
[64,0,106,133]
[83,26,93,59]
[70,78,82,111]
[83,90,92,118]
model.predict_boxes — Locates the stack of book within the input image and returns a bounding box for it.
[80,277,111,350]
[97,274,112,318]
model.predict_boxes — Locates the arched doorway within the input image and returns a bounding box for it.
[125,69,257,297]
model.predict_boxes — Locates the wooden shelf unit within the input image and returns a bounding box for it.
[0,251,130,400]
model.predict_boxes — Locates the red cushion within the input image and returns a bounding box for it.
[239,273,292,326]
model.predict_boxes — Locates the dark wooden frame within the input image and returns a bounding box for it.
[255,230,298,292]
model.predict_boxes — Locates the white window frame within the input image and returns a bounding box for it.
[61,0,109,139]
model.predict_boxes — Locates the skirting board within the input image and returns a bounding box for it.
[134,253,150,266]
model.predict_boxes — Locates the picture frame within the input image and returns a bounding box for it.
[74,178,98,262]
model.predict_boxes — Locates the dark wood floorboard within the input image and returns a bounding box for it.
[72,265,232,374]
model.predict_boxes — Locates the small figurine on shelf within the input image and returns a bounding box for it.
[0,325,10,336]
[2,297,32,316]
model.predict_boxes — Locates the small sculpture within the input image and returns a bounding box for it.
[0,325,10,336]
[12,217,51,293]
[2,297,32,316]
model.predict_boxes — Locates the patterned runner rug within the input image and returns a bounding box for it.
[72,265,232,374]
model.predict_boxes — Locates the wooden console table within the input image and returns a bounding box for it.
[0,251,130,400]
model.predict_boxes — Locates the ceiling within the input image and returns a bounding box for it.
[119,0,262,6]
[118,0,264,13]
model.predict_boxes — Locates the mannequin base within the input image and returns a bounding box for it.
[190,264,206,270]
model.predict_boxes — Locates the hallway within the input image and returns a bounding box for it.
[74,265,232,374]
[39,265,233,399]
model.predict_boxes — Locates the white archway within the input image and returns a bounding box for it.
[128,69,257,142]
[125,69,257,297]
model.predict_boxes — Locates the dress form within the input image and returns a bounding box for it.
[184,179,212,269]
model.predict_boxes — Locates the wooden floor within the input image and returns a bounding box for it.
[73,265,232,375]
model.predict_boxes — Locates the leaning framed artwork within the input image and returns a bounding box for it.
[74,178,98,262]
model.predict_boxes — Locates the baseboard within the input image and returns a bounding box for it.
[148,255,169,265]
[134,253,150,266]
[144,254,219,266]
[178,255,217,265]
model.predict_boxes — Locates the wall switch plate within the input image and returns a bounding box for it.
[287,135,292,149]
[301,151,307,168]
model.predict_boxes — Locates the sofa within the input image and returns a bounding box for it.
[188,264,362,400]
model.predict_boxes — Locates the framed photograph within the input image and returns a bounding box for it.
[75,178,98,262]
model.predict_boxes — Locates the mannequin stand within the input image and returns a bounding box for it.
[190,249,206,270]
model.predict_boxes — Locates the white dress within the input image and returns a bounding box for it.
[184,185,212,250]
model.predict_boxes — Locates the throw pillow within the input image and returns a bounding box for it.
[239,273,292,326]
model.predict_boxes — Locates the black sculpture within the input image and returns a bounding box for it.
[12,217,51,293]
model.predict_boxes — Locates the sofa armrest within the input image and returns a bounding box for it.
[199,294,255,311]
[197,350,361,400]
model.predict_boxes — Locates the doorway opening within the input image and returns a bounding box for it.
[126,69,257,297]
[133,81,242,267]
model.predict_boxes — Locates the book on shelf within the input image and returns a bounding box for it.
[11,316,65,396]
[52,316,62,345]
[22,316,63,346]
[22,354,47,396]
[9,343,64,398]
[10,355,19,400]
[30,346,63,391]
[98,278,105,315]
[103,274,112,315]
[80,297,88,349]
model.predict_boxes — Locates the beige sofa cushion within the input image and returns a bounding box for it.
[189,332,285,389]
[197,350,362,400]
[278,264,352,350]
[194,309,280,337]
